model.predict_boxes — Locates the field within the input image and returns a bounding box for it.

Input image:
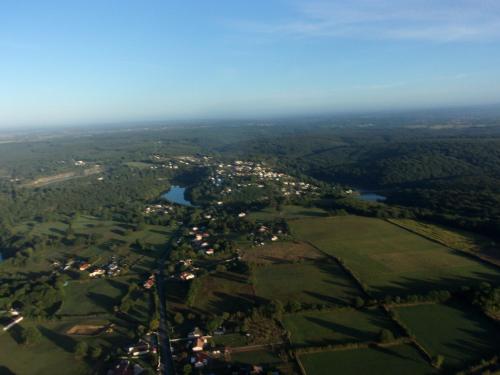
[241,240,323,266]
[394,302,500,370]
[388,218,500,265]
[299,344,435,375]
[192,271,257,314]
[2,215,172,275]
[58,278,128,316]
[0,317,131,375]
[283,308,400,347]
[291,216,500,296]
[248,205,328,222]
[252,259,363,306]
[230,349,283,366]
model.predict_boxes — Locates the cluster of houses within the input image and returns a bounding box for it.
[171,328,221,370]
[249,225,280,246]
[127,332,158,357]
[190,226,217,256]
[143,203,174,215]
[53,257,122,278]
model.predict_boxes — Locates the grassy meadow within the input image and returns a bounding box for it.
[291,216,500,296]
[299,344,435,375]
[394,302,500,370]
[283,307,400,347]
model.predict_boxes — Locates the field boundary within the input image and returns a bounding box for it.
[302,240,372,299]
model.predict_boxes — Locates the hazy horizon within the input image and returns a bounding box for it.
[1,0,500,128]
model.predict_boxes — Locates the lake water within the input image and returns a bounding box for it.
[357,192,387,202]
[161,185,193,206]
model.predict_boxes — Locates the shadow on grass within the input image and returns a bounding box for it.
[0,365,16,375]
[39,326,76,353]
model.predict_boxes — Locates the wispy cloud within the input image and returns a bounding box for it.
[233,0,500,42]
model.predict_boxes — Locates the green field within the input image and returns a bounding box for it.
[248,205,328,222]
[0,317,129,375]
[192,271,256,314]
[299,344,435,375]
[291,216,500,296]
[230,349,283,366]
[283,308,400,347]
[58,278,128,316]
[253,260,363,306]
[394,302,500,370]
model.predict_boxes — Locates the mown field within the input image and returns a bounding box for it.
[0,317,132,375]
[58,278,128,316]
[192,271,257,314]
[252,260,363,306]
[248,205,328,222]
[283,308,400,347]
[291,216,500,297]
[299,344,435,375]
[394,302,500,370]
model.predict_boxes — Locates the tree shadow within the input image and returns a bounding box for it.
[39,325,76,353]
[0,365,16,375]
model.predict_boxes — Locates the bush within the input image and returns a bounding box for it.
[21,326,42,345]
[378,329,395,343]
[74,341,88,359]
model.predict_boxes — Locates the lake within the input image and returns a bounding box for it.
[161,185,193,206]
[357,192,387,202]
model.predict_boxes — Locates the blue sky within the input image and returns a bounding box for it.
[1,0,500,127]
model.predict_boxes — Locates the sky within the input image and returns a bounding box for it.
[1,0,500,127]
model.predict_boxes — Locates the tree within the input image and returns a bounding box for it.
[149,318,160,331]
[354,296,365,308]
[74,341,88,359]
[378,329,395,343]
[432,354,445,369]
[182,364,192,375]
[21,326,42,345]
[287,300,302,313]
[90,345,102,360]
[174,312,184,325]
[207,316,224,332]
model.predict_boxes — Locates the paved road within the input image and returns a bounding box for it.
[156,258,176,375]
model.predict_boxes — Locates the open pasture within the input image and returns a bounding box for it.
[192,271,257,314]
[291,216,500,296]
[58,278,127,316]
[299,344,435,375]
[394,302,500,370]
[252,259,363,306]
[248,205,328,222]
[283,307,400,347]
[241,240,323,266]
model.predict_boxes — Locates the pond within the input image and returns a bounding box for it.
[357,192,387,202]
[161,185,193,206]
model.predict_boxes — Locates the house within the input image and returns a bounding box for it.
[238,212,246,218]
[191,352,209,368]
[2,316,23,331]
[192,337,206,352]
[180,272,196,281]
[79,262,91,271]
[143,275,155,289]
[205,249,214,255]
[89,268,105,278]
[271,236,278,241]
[188,327,202,338]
